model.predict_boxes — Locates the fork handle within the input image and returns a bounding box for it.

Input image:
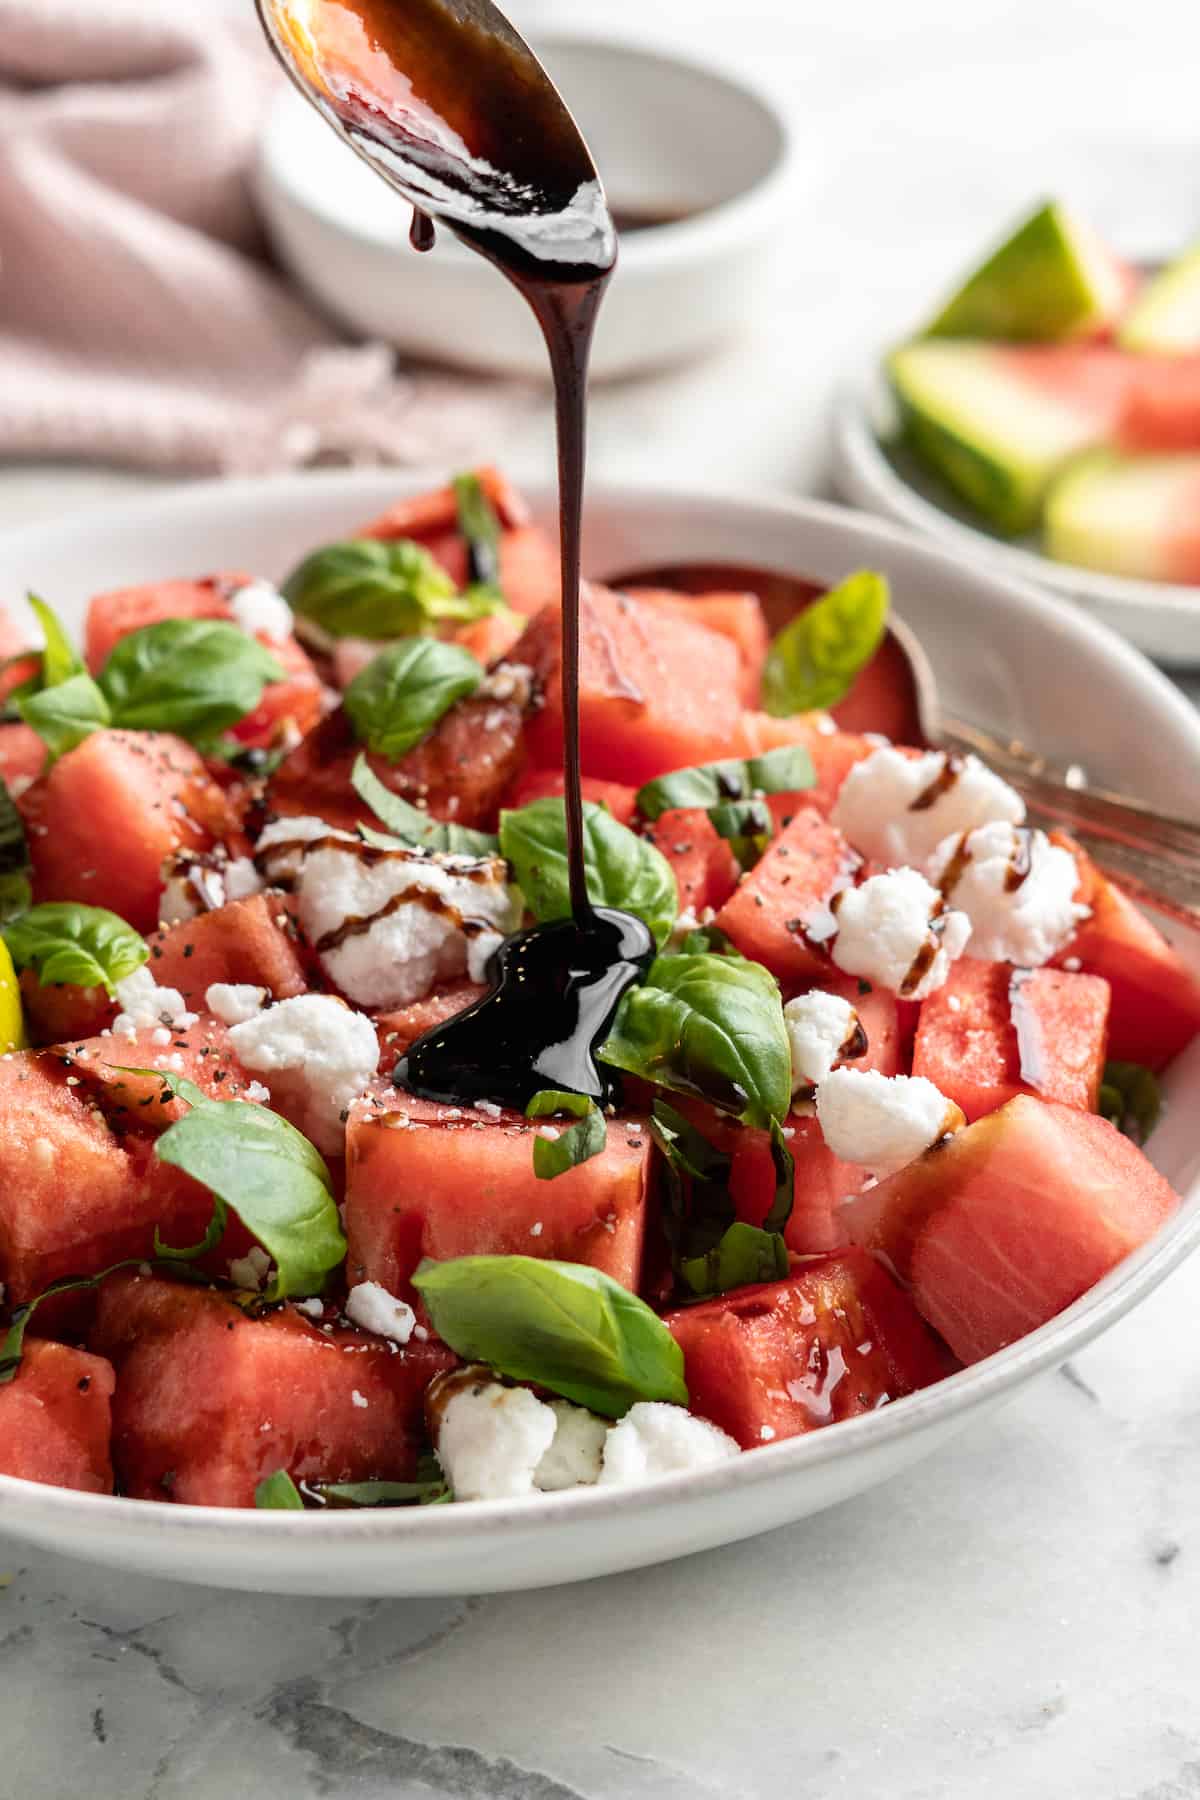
[939,716,1200,927]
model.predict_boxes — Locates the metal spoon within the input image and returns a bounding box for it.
[611,558,1200,924]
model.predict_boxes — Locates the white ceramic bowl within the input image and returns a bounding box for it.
[2,469,1199,1596]
[254,35,794,379]
[833,371,1200,667]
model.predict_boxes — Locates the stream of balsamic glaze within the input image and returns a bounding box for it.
[259,0,652,1109]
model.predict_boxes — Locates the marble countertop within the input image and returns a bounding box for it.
[6,1,1200,1794]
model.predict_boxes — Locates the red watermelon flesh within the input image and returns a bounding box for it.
[18,970,115,1047]
[628,588,769,707]
[714,804,859,983]
[345,1090,652,1298]
[665,1250,945,1447]
[729,1114,865,1255]
[841,1095,1179,1364]
[146,894,309,1011]
[503,767,639,827]
[1118,356,1200,452]
[0,1339,115,1493]
[354,465,530,544]
[645,807,740,916]
[19,730,239,932]
[91,1272,456,1506]
[0,723,46,790]
[913,960,1111,1120]
[729,711,876,819]
[374,979,487,1069]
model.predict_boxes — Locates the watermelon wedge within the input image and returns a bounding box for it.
[1119,243,1200,355]
[147,894,309,1010]
[842,1095,1180,1364]
[714,805,859,983]
[924,202,1134,343]
[0,1339,115,1493]
[1043,450,1200,583]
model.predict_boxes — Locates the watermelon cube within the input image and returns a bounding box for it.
[842,1095,1180,1364]
[645,807,740,916]
[147,894,309,1011]
[92,1272,455,1506]
[913,960,1110,1120]
[628,588,769,707]
[374,979,487,1068]
[19,730,238,932]
[514,584,744,786]
[0,1339,115,1493]
[503,768,639,827]
[730,1115,865,1255]
[714,804,859,983]
[665,1250,945,1447]
[345,1091,652,1297]
[0,723,46,790]
[18,970,115,1047]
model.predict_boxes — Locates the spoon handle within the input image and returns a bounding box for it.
[940,715,1200,927]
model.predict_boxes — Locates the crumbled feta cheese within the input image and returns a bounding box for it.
[534,1401,609,1492]
[244,1080,271,1105]
[344,1280,417,1345]
[256,813,520,1009]
[229,1246,272,1290]
[224,857,265,902]
[150,1026,172,1048]
[435,1377,558,1501]
[228,578,294,644]
[760,1425,777,1441]
[598,1404,740,1486]
[476,661,534,708]
[833,747,1025,866]
[226,995,379,1154]
[816,1068,963,1177]
[205,983,267,1027]
[529,1221,544,1238]
[927,822,1088,967]
[831,867,970,999]
[294,1297,324,1319]
[784,988,862,1089]
[111,967,197,1039]
[351,1389,369,1410]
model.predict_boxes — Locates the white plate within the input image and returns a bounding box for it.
[1,470,1198,1597]
[832,372,1200,667]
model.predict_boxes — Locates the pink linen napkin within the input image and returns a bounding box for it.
[0,0,529,473]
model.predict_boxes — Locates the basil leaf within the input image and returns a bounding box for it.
[255,1470,305,1510]
[679,1222,790,1298]
[601,952,792,1127]
[526,1089,606,1180]
[650,1099,736,1263]
[678,923,745,959]
[454,472,503,590]
[98,619,284,743]
[635,746,815,822]
[1098,1061,1162,1146]
[27,593,86,687]
[413,1254,688,1417]
[2,902,148,997]
[344,639,482,761]
[309,1478,451,1508]
[0,777,31,923]
[150,1072,345,1299]
[500,796,678,947]
[762,569,890,716]
[763,1119,796,1236]
[350,753,498,856]
[707,797,774,873]
[18,672,112,759]
[282,538,506,640]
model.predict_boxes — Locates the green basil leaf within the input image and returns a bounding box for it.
[27,593,86,687]
[0,777,31,923]
[154,1197,229,1265]
[677,923,745,959]
[762,569,890,716]
[1098,1060,1162,1146]
[350,753,499,856]
[18,671,112,760]
[679,1221,790,1298]
[499,796,678,947]
[526,1089,607,1180]
[649,1098,736,1263]
[255,1469,305,1510]
[309,1478,451,1508]
[344,638,482,762]
[601,951,792,1127]
[635,746,815,822]
[2,902,148,998]
[150,1072,345,1299]
[97,619,284,743]
[413,1254,688,1417]
[762,1119,796,1236]
[707,797,774,873]
[454,472,503,590]
[282,538,506,640]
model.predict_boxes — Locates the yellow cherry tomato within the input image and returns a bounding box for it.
[0,937,25,1052]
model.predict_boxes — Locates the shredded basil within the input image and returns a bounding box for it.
[1098,1061,1163,1146]
[634,746,814,822]
[350,753,499,857]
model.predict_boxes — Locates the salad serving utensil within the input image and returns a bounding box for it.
[612,557,1200,925]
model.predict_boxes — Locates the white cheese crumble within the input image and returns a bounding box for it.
[534,1401,610,1492]
[351,1389,369,1410]
[830,867,971,999]
[476,661,534,708]
[598,1404,740,1486]
[832,747,1025,866]
[111,967,198,1039]
[228,1246,272,1291]
[159,852,265,927]
[435,1379,558,1501]
[228,578,295,644]
[224,857,266,903]
[816,1068,963,1177]
[205,983,267,1026]
[344,1280,417,1345]
[784,989,862,1090]
[256,813,521,1009]
[226,994,379,1154]
[927,821,1088,967]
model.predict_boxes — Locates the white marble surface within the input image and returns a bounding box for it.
[6,1,1200,1793]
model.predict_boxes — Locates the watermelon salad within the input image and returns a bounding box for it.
[887,200,1200,582]
[0,466,1195,1512]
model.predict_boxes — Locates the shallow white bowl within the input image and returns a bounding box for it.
[255,35,794,379]
[833,371,1200,667]
[2,469,1199,1596]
